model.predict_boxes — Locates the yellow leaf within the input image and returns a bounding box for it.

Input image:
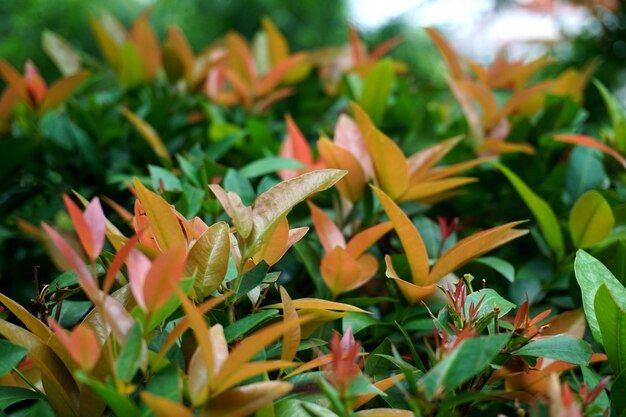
[321,246,362,296]
[400,178,477,202]
[385,255,436,304]
[373,186,429,285]
[280,286,300,364]
[261,17,289,66]
[264,298,368,313]
[218,360,296,393]
[353,104,409,199]
[122,107,171,165]
[307,200,346,252]
[428,221,527,284]
[317,137,366,202]
[133,177,185,251]
[89,13,126,69]
[346,222,393,259]
[186,222,230,299]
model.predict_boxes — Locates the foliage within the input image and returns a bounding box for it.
[0,5,625,417]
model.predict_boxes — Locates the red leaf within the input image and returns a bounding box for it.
[24,60,47,105]
[278,114,314,180]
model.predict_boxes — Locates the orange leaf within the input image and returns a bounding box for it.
[447,77,484,144]
[278,114,314,180]
[457,80,498,128]
[142,245,187,313]
[353,373,406,409]
[122,108,172,165]
[39,71,89,113]
[372,186,429,285]
[24,60,47,105]
[321,246,362,296]
[428,221,527,284]
[307,201,346,252]
[133,177,186,250]
[264,298,368,313]
[219,360,296,394]
[141,392,194,417]
[425,28,464,80]
[62,194,105,261]
[369,35,404,61]
[385,255,436,303]
[407,137,462,181]
[102,231,142,293]
[354,104,409,199]
[254,216,289,266]
[400,177,477,202]
[317,137,366,202]
[0,59,32,108]
[256,53,306,97]
[208,184,253,238]
[553,133,626,171]
[89,13,126,68]
[348,24,365,64]
[422,157,492,182]
[49,319,101,372]
[334,114,374,179]
[164,26,194,80]
[129,10,161,79]
[345,222,393,259]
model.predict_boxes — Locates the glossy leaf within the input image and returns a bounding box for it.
[63,194,105,261]
[595,284,626,374]
[354,104,408,199]
[569,190,614,248]
[247,169,345,255]
[554,133,626,171]
[513,335,592,366]
[317,137,366,202]
[141,392,194,417]
[421,334,508,400]
[280,286,300,364]
[359,59,394,124]
[264,298,368,313]
[278,114,314,180]
[346,222,393,258]
[49,319,101,372]
[185,222,230,299]
[133,177,186,251]
[498,163,564,260]
[372,186,429,284]
[0,339,27,376]
[202,381,292,417]
[428,221,527,284]
[574,250,626,346]
[308,201,346,251]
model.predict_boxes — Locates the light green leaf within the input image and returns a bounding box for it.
[359,59,395,125]
[149,165,182,192]
[464,288,516,319]
[595,284,626,373]
[569,190,614,248]
[42,30,81,76]
[118,41,145,89]
[247,169,346,256]
[240,157,306,178]
[185,222,230,299]
[513,335,591,366]
[498,163,564,260]
[420,334,508,400]
[472,257,515,282]
[575,250,626,346]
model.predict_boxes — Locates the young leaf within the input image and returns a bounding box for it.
[569,190,614,248]
[574,250,626,346]
[42,30,81,76]
[317,137,366,202]
[359,59,394,124]
[141,392,194,417]
[280,287,300,364]
[62,194,105,261]
[308,201,346,251]
[133,177,186,251]
[372,186,429,284]
[554,133,626,171]
[122,108,172,165]
[39,71,89,113]
[204,381,292,417]
[247,169,346,255]
[49,319,101,372]
[498,163,564,260]
[185,222,230,299]
[595,284,626,374]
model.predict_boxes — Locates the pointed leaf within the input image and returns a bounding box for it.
[122,108,171,165]
[186,222,230,299]
[595,284,626,373]
[63,194,105,261]
[359,59,394,124]
[346,222,393,259]
[498,164,564,260]
[203,381,292,417]
[569,190,614,248]
[425,28,464,80]
[0,293,51,341]
[308,201,346,252]
[354,104,408,199]
[39,71,89,113]
[248,169,345,255]
[143,245,187,313]
[278,114,313,180]
[141,392,194,417]
[42,30,81,76]
[385,255,437,303]
[129,10,161,79]
[554,133,626,171]
[280,287,300,364]
[321,247,362,296]
[372,186,429,285]
[0,59,31,107]
[428,221,528,284]
[264,298,368,313]
[318,137,366,202]
[513,335,592,366]
[133,177,185,250]
[89,13,125,68]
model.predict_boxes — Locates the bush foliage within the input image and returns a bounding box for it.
[0,5,625,417]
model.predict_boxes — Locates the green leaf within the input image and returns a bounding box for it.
[247,169,346,256]
[118,41,145,89]
[115,322,145,383]
[420,334,508,400]
[0,339,28,376]
[565,146,607,206]
[569,190,614,248]
[149,165,182,192]
[513,335,591,366]
[498,164,564,260]
[365,339,391,378]
[185,222,230,299]
[239,157,305,178]
[275,399,340,417]
[0,387,42,409]
[224,309,279,343]
[464,288,516,319]
[359,59,395,125]
[235,262,269,301]
[611,371,626,415]
[595,284,626,374]
[472,257,515,282]
[574,250,626,346]
[224,169,256,206]
[75,371,141,417]
[595,79,626,153]
[343,312,381,335]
